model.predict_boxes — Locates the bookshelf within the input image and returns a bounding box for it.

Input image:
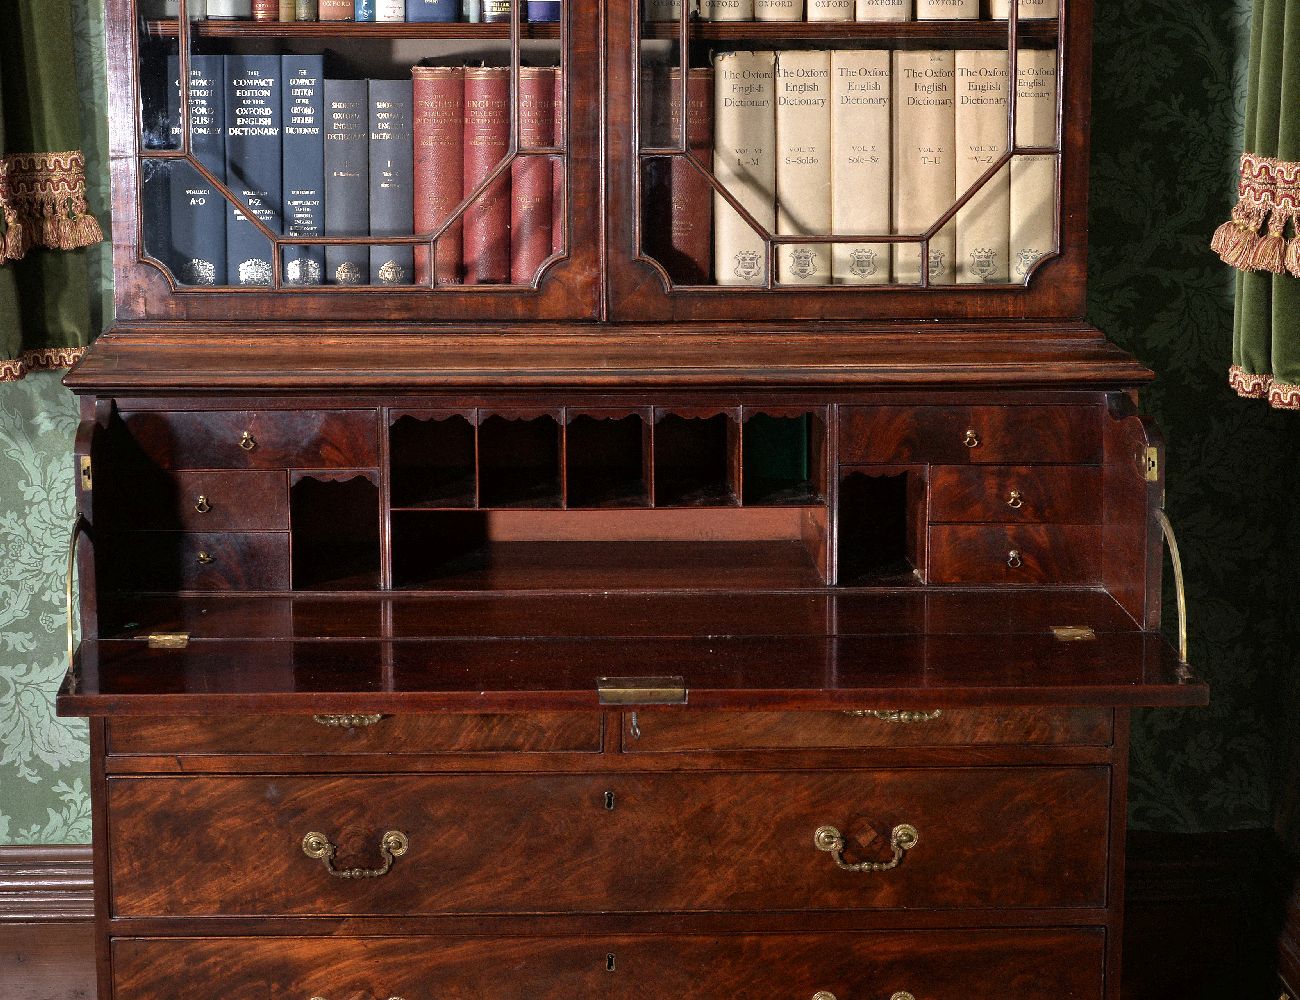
[60,1,1203,999]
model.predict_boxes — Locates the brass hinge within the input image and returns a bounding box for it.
[78,455,93,491]
[147,632,189,649]
[598,676,687,705]
[1051,626,1097,642]
[1139,446,1159,482]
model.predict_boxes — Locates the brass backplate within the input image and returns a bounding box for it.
[597,676,687,705]
[1139,446,1159,482]
[1051,626,1097,642]
[78,455,93,491]
[146,632,190,649]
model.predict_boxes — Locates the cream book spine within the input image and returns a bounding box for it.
[754,0,802,23]
[990,0,1057,19]
[775,50,832,285]
[807,0,852,23]
[830,49,891,285]
[702,0,752,21]
[855,0,908,20]
[713,50,777,286]
[955,49,1010,284]
[915,0,975,18]
[892,49,956,285]
[645,0,700,20]
[1010,48,1058,283]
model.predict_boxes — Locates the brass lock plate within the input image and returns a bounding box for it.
[597,676,687,705]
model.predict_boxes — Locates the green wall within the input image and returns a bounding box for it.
[0,0,1291,843]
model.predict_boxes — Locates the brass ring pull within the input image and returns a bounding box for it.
[963,429,980,448]
[196,551,215,565]
[842,709,942,723]
[302,830,408,879]
[194,495,211,513]
[1007,549,1023,569]
[1006,489,1024,509]
[239,430,257,451]
[814,823,919,873]
[312,714,385,728]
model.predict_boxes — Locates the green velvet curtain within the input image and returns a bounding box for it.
[1215,0,1300,408]
[0,0,104,382]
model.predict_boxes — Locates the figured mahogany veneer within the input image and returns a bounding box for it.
[128,471,290,531]
[107,768,1108,916]
[103,531,291,592]
[928,466,1103,523]
[112,930,1105,1000]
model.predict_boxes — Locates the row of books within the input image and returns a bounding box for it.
[644,47,1058,286]
[163,0,560,21]
[645,0,1054,22]
[152,55,564,287]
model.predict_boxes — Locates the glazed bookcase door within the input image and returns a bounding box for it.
[605,0,1090,323]
[114,0,599,323]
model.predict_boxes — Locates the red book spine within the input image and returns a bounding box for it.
[511,67,556,285]
[252,0,278,18]
[646,67,713,284]
[551,68,564,257]
[318,0,353,18]
[413,67,464,286]
[462,67,511,284]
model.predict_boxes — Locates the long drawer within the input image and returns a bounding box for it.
[621,708,1113,751]
[112,929,1106,1000]
[108,712,604,756]
[108,768,1110,916]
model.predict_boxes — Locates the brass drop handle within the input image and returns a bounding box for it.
[963,428,980,448]
[1006,489,1024,509]
[239,430,257,451]
[302,830,408,879]
[194,495,211,513]
[842,709,942,723]
[196,551,215,565]
[1007,549,1023,569]
[814,823,919,873]
[813,994,914,1000]
[313,714,385,728]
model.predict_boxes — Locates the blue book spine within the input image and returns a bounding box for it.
[323,78,370,284]
[224,54,282,286]
[163,54,227,286]
[406,0,458,19]
[281,54,325,285]
[525,0,560,18]
[368,79,414,285]
[354,0,376,17]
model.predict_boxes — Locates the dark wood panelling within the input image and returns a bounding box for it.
[929,466,1102,524]
[108,712,603,756]
[927,525,1102,585]
[116,410,378,469]
[0,847,94,921]
[622,708,1113,752]
[0,923,96,1000]
[106,768,1108,916]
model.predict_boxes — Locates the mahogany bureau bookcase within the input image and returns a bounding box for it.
[59,0,1207,997]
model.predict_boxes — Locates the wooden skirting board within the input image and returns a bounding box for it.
[0,836,1294,999]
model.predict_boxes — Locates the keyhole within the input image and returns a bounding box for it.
[604,790,616,811]
[606,954,616,972]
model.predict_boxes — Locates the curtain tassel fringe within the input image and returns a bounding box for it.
[1286,233,1300,278]
[1249,210,1289,274]
[1211,201,1252,260]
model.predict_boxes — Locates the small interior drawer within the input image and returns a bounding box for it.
[105,531,291,591]
[130,470,289,531]
[116,409,379,469]
[622,707,1113,751]
[929,465,1102,523]
[839,405,1101,465]
[108,712,604,756]
[928,524,1101,584]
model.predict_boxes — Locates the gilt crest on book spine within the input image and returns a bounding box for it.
[413,67,465,286]
[463,67,511,283]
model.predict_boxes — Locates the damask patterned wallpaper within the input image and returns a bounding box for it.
[0,0,1293,843]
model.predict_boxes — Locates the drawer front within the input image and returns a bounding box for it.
[131,470,289,531]
[108,712,603,756]
[839,405,1101,465]
[108,768,1109,916]
[622,708,1113,751]
[107,531,290,591]
[113,929,1105,1000]
[929,465,1102,524]
[928,524,1101,584]
[117,409,378,469]
[113,936,608,1000]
